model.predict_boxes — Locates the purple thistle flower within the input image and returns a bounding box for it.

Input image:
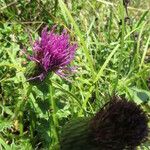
[26,26,77,81]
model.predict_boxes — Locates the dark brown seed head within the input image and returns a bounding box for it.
[90,96,149,150]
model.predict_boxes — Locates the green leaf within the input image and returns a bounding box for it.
[129,87,150,104]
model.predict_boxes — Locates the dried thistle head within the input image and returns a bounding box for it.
[123,0,130,6]
[90,97,149,150]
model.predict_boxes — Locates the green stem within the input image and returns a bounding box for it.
[30,108,35,140]
[54,0,58,16]
[49,81,59,143]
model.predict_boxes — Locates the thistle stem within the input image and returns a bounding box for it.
[54,0,58,15]
[49,80,59,143]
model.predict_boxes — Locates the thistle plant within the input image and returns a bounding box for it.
[25,26,77,81]
[60,97,149,150]
[23,25,78,146]
[1,0,150,149]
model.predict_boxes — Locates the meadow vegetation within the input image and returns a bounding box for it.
[0,0,150,149]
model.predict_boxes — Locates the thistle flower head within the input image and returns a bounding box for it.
[26,26,77,81]
[90,97,149,150]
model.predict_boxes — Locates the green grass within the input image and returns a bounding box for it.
[0,0,150,149]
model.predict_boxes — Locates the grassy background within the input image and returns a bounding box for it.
[0,0,150,149]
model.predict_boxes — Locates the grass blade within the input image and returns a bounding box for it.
[94,44,120,83]
[58,0,95,77]
[139,35,150,70]
[0,138,11,150]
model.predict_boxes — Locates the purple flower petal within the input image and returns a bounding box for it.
[25,26,78,81]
